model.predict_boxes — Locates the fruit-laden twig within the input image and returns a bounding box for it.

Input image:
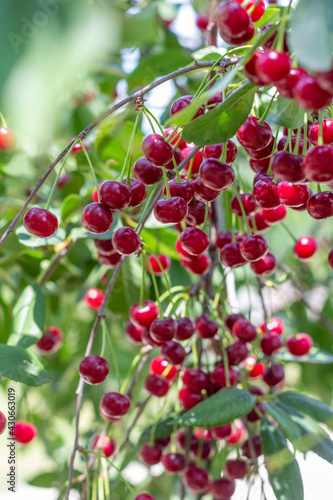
[0,58,239,248]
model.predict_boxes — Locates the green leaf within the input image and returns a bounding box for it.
[275,347,333,364]
[192,46,225,61]
[140,227,179,259]
[277,391,333,430]
[288,0,333,71]
[261,417,304,500]
[16,225,66,248]
[273,96,304,129]
[173,387,255,427]
[0,344,51,386]
[61,194,82,222]
[181,81,257,146]
[8,284,45,348]
[266,402,302,443]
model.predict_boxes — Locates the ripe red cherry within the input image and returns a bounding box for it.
[23,207,58,238]
[92,435,116,458]
[170,95,205,120]
[271,152,306,184]
[294,236,318,261]
[196,314,219,339]
[303,146,333,183]
[220,242,247,268]
[146,254,171,276]
[246,137,274,161]
[232,319,257,342]
[276,67,309,98]
[244,52,267,87]
[191,439,213,460]
[251,252,276,276]
[79,355,109,385]
[248,361,265,378]
[263,363,284,386]
[181,254,211,275]
[261,205,287,225]
[180,228,210,256]
[14,421,37,444]
[248,212,271,233]
[226,341,248,365]
[112,227,141,255]
[260,334,284,356]
[139,443,163,466]
[230,193,256,216]
[308,119,333,146]
[94,239,116,256]
[150,356,178,381]
[193,177,221,202]
[203,140,238,164]
[242,435,262,458]
[294,76,332,110]
[36,326,63,354]
[133,157,163,185]
[260,317,284,335]
[199,159,235,191]
[161,340,186,365]
[162,453,186,473]
[141,134,173,166]
[182,465,211,493]
[82,203,113,234]
[0,411,6,435]
[277,135,309,155]
[182,368,210,392]
[278,182,310,207]
[307,191,333,220]
[222,21,255,45]
[125,322,144,344]
[179,388,204,409]
[176,237,196,261]
[100,180,131,210]
[100,392,130,420]
[216,231,240,251]
[185,199,212,226]
[154,196,188,224]
[215,1,250,39]
[84,288,104,309]
[240,234,269,262]
[210,423,232,440]
[182,147,204,174]
[255,50,291,84]
[329,248,333,269]
[225,459,249,480]
[235,0,265,21]
[211,365,239,388]
[122,177,147,207]
[206,91,223,106]
[150,317,177,343]
[134,494,155,500]
[253,179,280,209]
[225,313,245,332]
[130,300,159,328]
[163,179,194,204]
[164,127,187,149]
[176,317,195,340]
[287,333,313,356]
[0,126,17,151]
[237,117,272,151]
[210,478,235,499]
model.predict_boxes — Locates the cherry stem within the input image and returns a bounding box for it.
[140,252,145,307]
[145,253,162,319]
[45,140,78,210]
[280,221,298,243]
[78,138,101,203]
[302,112,308,155]
[119,110,142,184]
[317,183,322,193]
[220,142,228,164]
[162,166,171,199]
[0,111,8,128]
[103,319,121,392]
[193,55,224,101]
[292,126,302,155]
[88,449,136,494]
[143,107,166,137]
[232,185,251,236]
[202,202,210,232]
[258,90,277,126]
[318,110,324,147]
[247,0,263,15]
[120,349,149,395]
[134,184,162,232]
[267,125,280,174]
[283,128,292,151]
[152,252,175,309]
[142,108,155,133]
[276,6,289,53]
[186,157,194,179]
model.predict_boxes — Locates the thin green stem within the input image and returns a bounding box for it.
[162,166,171,199]
[302,112,308,155]
[78,138,101,202]
[45,140,77,209]
[292,126,302,155]
[144,107,165,137]
[145,253,162,318]
[123,110,142,183]
[232,185,251,236]
[267,125,280,175]
[202,203,210,232]
[142,108,155,133]
[258,91,277,125]
[120,350,145,394]
[220,142,227,164]
[140,252,145,306]
[134,185,161,232]
[318,110,324,146]
[280,221,297,243]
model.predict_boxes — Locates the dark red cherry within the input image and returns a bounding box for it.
[230,193,256,216]
[263,362,284,386]
[210,478,236,499]
[286,333,313,356]
[244,52,267,86]
[145,374,170,397]
[222,22,255,45]
[195,314,219,339]
[23,207,58,238]
[125,322,144,345]
[112,227,141,255]
[36,326,63,354]
[161,340,186,365]
[303,146,333,183]
[181,254,211,275]
[163,179,194,203]
[180,227,210,256]
[13,421,37,444]
[232,318,257,342]
[225,313,245,332]
[329,248,333,268]
[146,254,171,276]
[199,158,235,191]
[237,116,272,151]
[211,365,239,388]
[182,368,210,392]
[150,356,178,381]
[307,191,333,219]
[216,230,242,251]
[271,151,306,183]
[276,67,309,99]
[225,459,249,480]
[98,250,123,267]
[248,212,271,233]
[247,401,267,422]
[162,453,186,473]
[182,465,210,493]
[92,435,116,458]
[182,147,204,174]
[129,300,159,328]
[250,252,276,276]
[260,334,284,356]
[239,234,269,262]
[215,1,250,39]
[210,423,232,440]
[100,180,131,210]
[133,157,163,185]
[82,203,113,234]
[141,134,174,167]
[79,355,109,385]
[150,317,177,343]
[249,157,271,172]
[154,197,188,223]
[242,435,262,458]
[164,148,182,171]
[100,392,130,420]
[277,182,310,207]
[176,317,196,340]
[94,238,116,255]
[255,50,291,84]
[170,95,205,119]
[294,236,318,260]
[206,91,223,107]
[203,140,238,164]
[294,76,332,110]
[185,199,212,226]
[122,177,147,207]
[193,177,221,202]
[139,443,162,466]
[220,242,247,268]
[253,179,280,209]
[226,341,249,365]
[260,205,287,225]
[191,439,213,460]
[179,388,204,409]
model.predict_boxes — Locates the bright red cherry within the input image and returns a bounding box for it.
[100,180,131,210]
[250,252,276,276]
[329,248,333,269]
[0,412,6,435]
[139,443,162,466]
[196,314,219,339]
[232,318,257,342]
[141,134,174,167]
[248,212,271,233]
[154,196,188,224]
[146,254,171,276]
[259,317,284,335]
[236,0,265,21]
[134,494,155,500]
[215,1,250,39]
[242,435,262,458]
[150,356,178,381]
[92,434,116,458]
[122,177,147,207]
[130,300,159,328]
[278,182,310,207]
[253,179,280,209]
[203,140,238,164]
[276,67,308,98]
[0,126,17,151]
[255,50,291,84]
[263,363,284,386]
[176,237,197,261]
[237,117,272,151]
[182,147,204,174]
[162,453,186,473]
[225,459,249,480]
[287,333,313,356]
[307,191,333,220]
[211,365,239,388]
[176,317,195,340]
[125,322,144,345]
[84,288,104,310]
[112,227,141,255]
[261,205,287,225]
[23,207,58,238]
[303,146,333,183]
[179,388,203,409]
[150,317,177,343]
[133,157,163,185]
[163,179,194,204]
[182,368,210,392]
[170,95,205,120]
[161,340,186,365]
[294,76,332,110]
[36,326,63,354]
[164,127,187,149]
[100,392,130,421]
[220,242,247,268]
[181,254,211,275]
[294,236,318,261]
[226,341,248,365]
[182,465,211,493]
[210,423,232,440]
[248,361,265,378]
[13,421,37,444]
[180,227,210,256]
[145,374,170,397]
[210,478,236,499]
[199,159,235,191]
[230,193,256,216]
[92,183,103,203]
[308,119,333,146]
[79,355,109,385]
[244,52,267,87]
[82,203,113,234]
[185,199,212,226]
[239,234,269,262]
[260,334,284,356]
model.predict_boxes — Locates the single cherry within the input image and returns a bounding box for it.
[154,197,188,224]
[210,478,236,499]
[150,356,178,381]
[13,421,37,444]
[92,434,116,458]
[182,368,210,392]
[259,317,284,335]
[211,365,239,388]
[79,355,109,385]
[294,236,318,261]
[150,317,177,343]
[180,227,210,256]
[220,242,247,268]
[278,182,310,207]
[215,1,250,39]
[170,95,205,120]
[250,252,277,276]
[307,191,333,220]
[199,158,235,191]
[146,254,171,276]
[255,50,291,84]
[261,205,287,225]
[82,203,113,234]
[287,333,313,356]
[141,134,174,167]
[0,126,17,151]
[36,326,63,354]
[196,314,219,339]
[180,254,211,275]
[161,340,186,365]
[182,465,211,493]
[239,234,269,262]
[122,177,147,207]
[100,180,131,210]
[203,140,238,164]
[179,388,204,409]
[230,193,256,216]
[129,300,159,328]
[133,157,163,185]
[84,288,104,310]
[237,116,272,151]
[263,363,285,386]
[226,341,249,365]
[193,177,221,202]
[112,227,141,255]
[176,317,196,340]
[210,423,232,440]
[23,207,58,238]
[185,199,212,226]
[163,179,194,204]
[294,75,332,110]
[125,322,144,345]
[99,392,130,420]
[232,318,257,342]
[260,334,284,356]
[225,459,249,480]
[303,146,333,183]
[162,453,186,473]
[139,443,162,466]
